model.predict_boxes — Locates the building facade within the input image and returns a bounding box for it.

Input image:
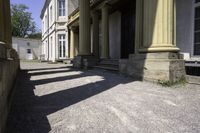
[40,0,69,62]
[12,37,42,60]
[67,0,200,83]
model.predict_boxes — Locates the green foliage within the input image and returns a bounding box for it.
[158,77,186,87]
[11,4,39,38]
[28,33,42,39]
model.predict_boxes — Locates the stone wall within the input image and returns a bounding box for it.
[68,0,78,15]
[0,43,19,133]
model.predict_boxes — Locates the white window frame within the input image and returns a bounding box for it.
[58,34,66,59]
[58,0,65,17]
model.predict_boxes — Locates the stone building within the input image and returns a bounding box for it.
[67,0,200,82]
[40,0,69,62]
[12,37,42,60]
[0,0,19,132]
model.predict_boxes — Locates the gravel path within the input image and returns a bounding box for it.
[7,61,200,133]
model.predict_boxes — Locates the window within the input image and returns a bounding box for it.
[195,0,200,3]
[27,49,31,54]
[50,36,53,58]
[50,6,53,23]
[42,21,44,33]
[58,0,65,16]
[58,34,66,58]
[45,15,48,30]
[194,2,200,55]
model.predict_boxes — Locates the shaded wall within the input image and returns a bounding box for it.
[68,0,79,15]
[0,45,19,133]
[176,0,194,56]
[109,11,121,59]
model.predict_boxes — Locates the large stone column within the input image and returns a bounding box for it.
[92,11,99,58]
[0,0,7,59]
[124,0,185,83]
[70,27,75,58]
[101,4,109,58]
[0,0,5,43]
[73,0,97,69]
[3,0,12,48]
[79,0,91,55]
[139,0,179,52]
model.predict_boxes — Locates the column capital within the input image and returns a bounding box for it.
[101,2,111,9]
[69,26,76,31]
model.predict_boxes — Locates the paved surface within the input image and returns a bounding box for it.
[7,62,200,133]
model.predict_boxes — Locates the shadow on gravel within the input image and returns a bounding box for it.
[6,66,134,133]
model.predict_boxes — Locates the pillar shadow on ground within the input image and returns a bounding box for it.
[6,65,134,133]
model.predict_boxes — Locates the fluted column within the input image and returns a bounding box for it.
[135,0,143,53]
[92,11,99,58]
[70,27,75,58]
[74,33,78,56]
[0,0,5,43]
[79,0,91,55]
[101,4,109,58]
[139,0,179,52]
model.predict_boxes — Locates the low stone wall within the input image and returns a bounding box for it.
[0,43,19,133]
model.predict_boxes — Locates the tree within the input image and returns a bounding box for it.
[11,4,38,38]
[28,32,42,39]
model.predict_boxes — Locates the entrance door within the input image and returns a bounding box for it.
[58,34,66,59]
[26,49,33,60]
[120,0,136,59]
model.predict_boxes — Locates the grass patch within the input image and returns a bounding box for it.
[158,76,186,87]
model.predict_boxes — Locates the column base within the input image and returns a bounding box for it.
[120,52,186,83]
[0,41,7,59]
[139,46,180,53]
[73,55,98,69]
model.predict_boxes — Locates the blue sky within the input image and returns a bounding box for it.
[10,0,45,30]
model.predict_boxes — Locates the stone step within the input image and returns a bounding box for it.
[94,64,119,71]
[99,59,119,66]
[186,75,200,85]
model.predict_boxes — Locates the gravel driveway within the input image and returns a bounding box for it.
[7,61,200,133]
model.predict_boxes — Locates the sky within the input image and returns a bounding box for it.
[10,0,45,30]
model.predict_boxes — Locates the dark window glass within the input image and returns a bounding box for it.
[27,49,31,54]
[195,32,200,43]
[59,41,62,57]
[195,0,200,3]
[194,44,200,55]
[58,0,65,16]
[195,7,200,18]
[63,41,65,57]
[195,19,200,31]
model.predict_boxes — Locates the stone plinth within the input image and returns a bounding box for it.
[120,52,186,83]
[73,55,98,69]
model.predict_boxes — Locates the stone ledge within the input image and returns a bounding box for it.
[0,42,19,61]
